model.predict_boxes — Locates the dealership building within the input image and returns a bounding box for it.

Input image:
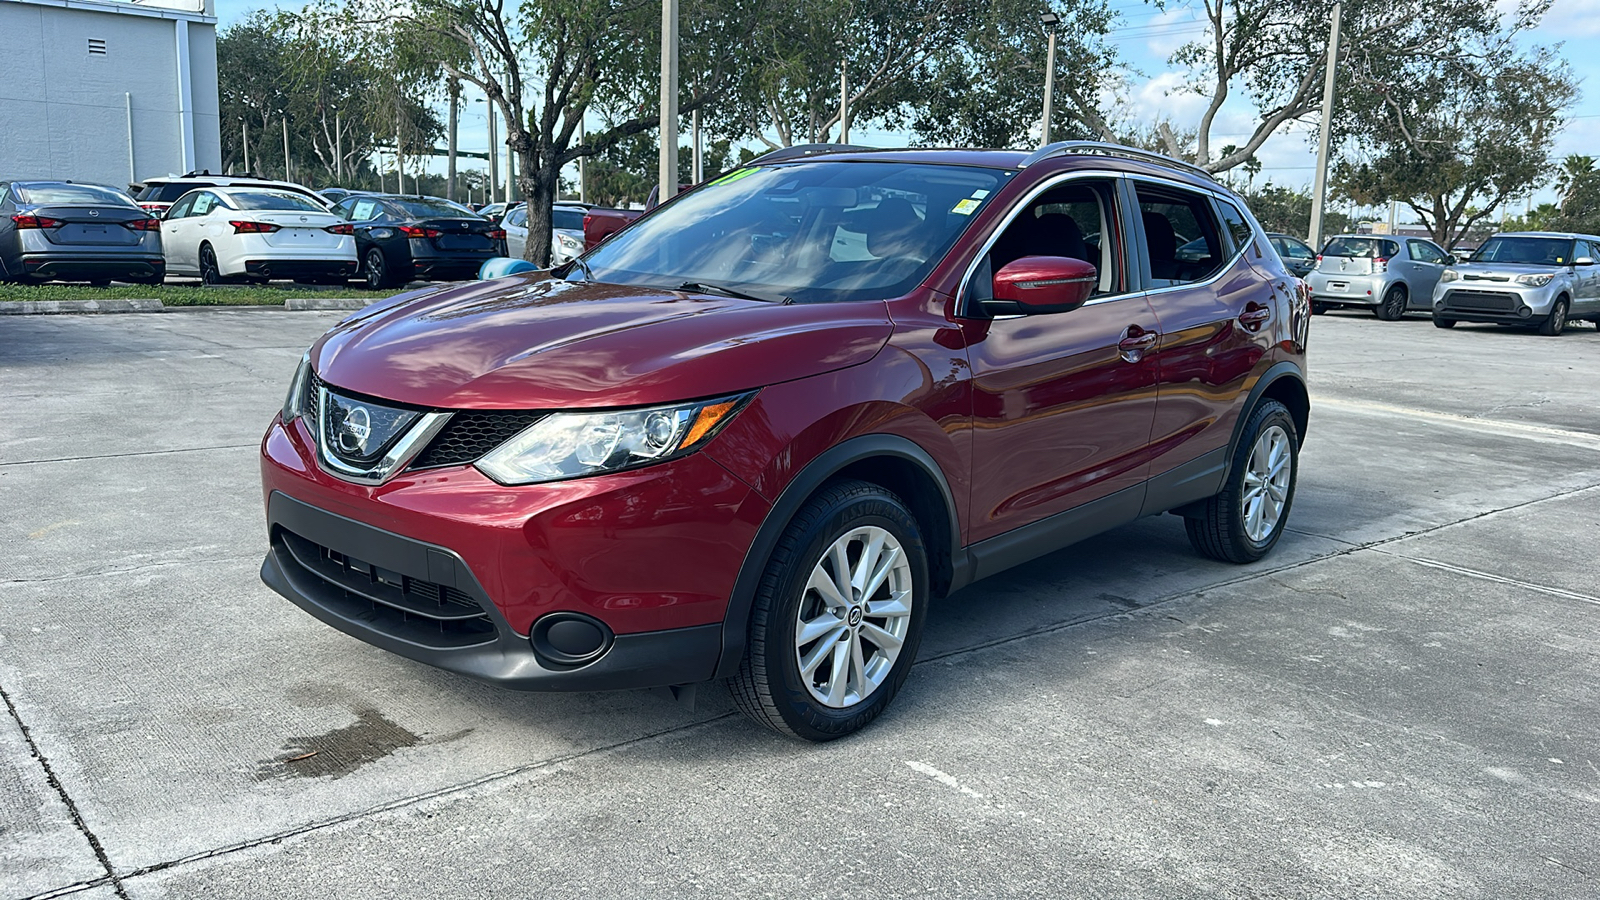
[0,0,221,190]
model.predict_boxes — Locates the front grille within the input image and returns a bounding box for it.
[411,411,545,469]
[277,528,497,647]
[1445,290,1519,312]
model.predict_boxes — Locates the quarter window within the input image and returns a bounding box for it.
[1216,200,1257,257]
[1135,185,1227,286]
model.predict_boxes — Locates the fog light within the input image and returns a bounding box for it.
[1518,306,1532,318]
[530,612,613,667]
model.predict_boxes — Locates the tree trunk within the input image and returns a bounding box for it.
[519,147,556,267]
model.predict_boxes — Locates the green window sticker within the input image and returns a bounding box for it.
[708,167,763,187]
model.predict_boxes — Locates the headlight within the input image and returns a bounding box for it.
[1439,269,1460,283]
[1515,273,1555,287]
[281,351,311,423]
[558,233,583,251]
[475,393,754,485]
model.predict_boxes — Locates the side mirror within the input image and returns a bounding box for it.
[986,256,1097,316]
[1575,257,1596,267]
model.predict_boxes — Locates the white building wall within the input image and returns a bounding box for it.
[0,0,220,191]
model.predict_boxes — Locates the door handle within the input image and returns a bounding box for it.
[1239,303,1272,329]
[1118,326,1158,363]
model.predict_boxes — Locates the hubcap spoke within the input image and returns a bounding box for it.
[1242,424,1292,542]
[795,524,914,709]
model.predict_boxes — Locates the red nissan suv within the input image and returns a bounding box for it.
[260,142,1310,741]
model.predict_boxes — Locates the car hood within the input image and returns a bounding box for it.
[1450,262,1572,281]
[312,274,894,409]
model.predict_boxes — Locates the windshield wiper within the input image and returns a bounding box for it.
[566,257,594,282]
[676,281,784,303]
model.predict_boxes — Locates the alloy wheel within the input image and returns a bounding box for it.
[793,525,914,709]
[1241,424,1292,543]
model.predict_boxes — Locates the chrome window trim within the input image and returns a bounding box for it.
[955,171,1132,315]
[313,385,453,485]
[1126,173,1252,298]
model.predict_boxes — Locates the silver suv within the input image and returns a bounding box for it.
[1431,232,1600,335]
[1306,234,1453,320]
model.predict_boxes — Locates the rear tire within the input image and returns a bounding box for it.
[363,247,399,290]
[1537,298,1569,336]
[1185,400,1299,564]
[1376,285,1407,320]
[729,480,929,742]
[1311,301,1329,315]
[199,244,227,286]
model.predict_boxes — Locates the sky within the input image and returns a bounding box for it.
[218,0,1600,218]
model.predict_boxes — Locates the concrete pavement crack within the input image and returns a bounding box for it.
[0,443,258,468]
[1,685,131,900]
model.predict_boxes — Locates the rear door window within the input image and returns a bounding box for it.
[350,199,381,222]
[190,192,220,216]
[1135,184,1227,286]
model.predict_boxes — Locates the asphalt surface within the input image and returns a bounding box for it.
[2,308,1598,899]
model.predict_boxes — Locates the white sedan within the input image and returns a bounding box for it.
[160,187,358,284]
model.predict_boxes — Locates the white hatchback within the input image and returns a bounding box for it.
[160,187,358,284]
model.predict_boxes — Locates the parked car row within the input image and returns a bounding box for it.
[0,173,514,289]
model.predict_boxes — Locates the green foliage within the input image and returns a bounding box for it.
[1238,184,1350,239]
[584,135,737,207]
[907,0,1121,148]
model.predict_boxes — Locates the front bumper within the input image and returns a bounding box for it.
[258,414,768,691]
[1432,282,1558,321]
[261,491,723,691]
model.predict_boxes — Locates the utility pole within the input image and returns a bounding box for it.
[578,117,587,203]
[692,108,703,183]
[446,79,459,201]
[659,0,679,203]
[507,142,516,204]
[1039,12,1061,147]
[334,110,342,183]
[839,60,849,143]
[1308,1,1343,250]
[396,122,406,194]
[241,119,250,174]
[282,114,291,182]
[487,99,498,205]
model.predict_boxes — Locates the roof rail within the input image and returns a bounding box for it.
[748,143,876,165]
[1017,141,1217,183]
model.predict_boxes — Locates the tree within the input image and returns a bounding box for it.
[1166,0,1548,174]
[904,0,1122,148]
[329,0,761,266]
[1557,155,1596,211]
[1335,40,1576,249]
[1240,183,1349,239]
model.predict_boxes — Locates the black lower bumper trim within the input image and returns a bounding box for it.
[22,256,163,278]
[261,491,722,691]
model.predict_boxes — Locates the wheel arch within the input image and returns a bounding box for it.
[711,434,961,681]
[1228,362,1309,462]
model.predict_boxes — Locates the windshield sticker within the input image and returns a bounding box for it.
[709,167,762,187]
[952,198,982,215]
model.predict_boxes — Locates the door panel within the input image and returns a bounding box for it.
[966,296,1160,544]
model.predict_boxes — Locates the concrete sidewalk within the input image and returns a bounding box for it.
[2,311,1597,899]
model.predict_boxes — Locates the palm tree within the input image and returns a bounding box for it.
[1556,155,1595,210]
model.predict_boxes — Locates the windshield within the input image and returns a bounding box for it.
[1472,236,1577,266]
[391,197,480,219]
[578,161,1008,303]
[19,184,132,206]
[228,190,326,211]
[1321,237,1397,259]
[553,207,585,230]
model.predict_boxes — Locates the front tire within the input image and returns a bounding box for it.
[1432,314,1457,329]
[1185,400,1299,564]
[1311,301,1330,315]
[730,480,930,742]
[1375,285,1407,320]
[1538,297,1569,336]
[363,247,399,290]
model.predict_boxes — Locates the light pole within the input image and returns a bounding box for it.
[1039,11,1061,148]
[240,118,249,174]
[659,0,679,203]
[1308,1,1343,250]
[839,40,850,143]
[281,112,291,183]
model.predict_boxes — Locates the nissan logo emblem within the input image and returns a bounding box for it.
[337,406,372,455]
[89,210,99,217]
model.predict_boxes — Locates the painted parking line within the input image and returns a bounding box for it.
[1311,395,1600,452]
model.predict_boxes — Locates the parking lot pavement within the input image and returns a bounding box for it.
[1,310,1597,898]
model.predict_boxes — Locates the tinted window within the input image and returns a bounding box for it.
[581,161,1006,304]
[1216,200,1256,255]
[972,179,1122,303]
[18,184,133,206]
[1275,236,1314,259]
[164,193,197,220]
[1407,240,1449,264]
[505,207,527,227]
[1321,237,1398,259]
[388,197,480,218]
[1137,185,1226,285]
[227,190,326,211]
[1473,236,1576,266]
[552,207,585,230]
[139,182,214,202]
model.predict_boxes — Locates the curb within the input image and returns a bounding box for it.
[284,297,373,311]
[0,299,164,315]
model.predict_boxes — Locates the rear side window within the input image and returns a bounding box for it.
[1136,185,1227,286]
[350,199,381,221]
[190,192,220,216]
[1215,200,1257,256]
[552,208,585,230]
[18,184,132,206]
[1407,240,1449,264]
